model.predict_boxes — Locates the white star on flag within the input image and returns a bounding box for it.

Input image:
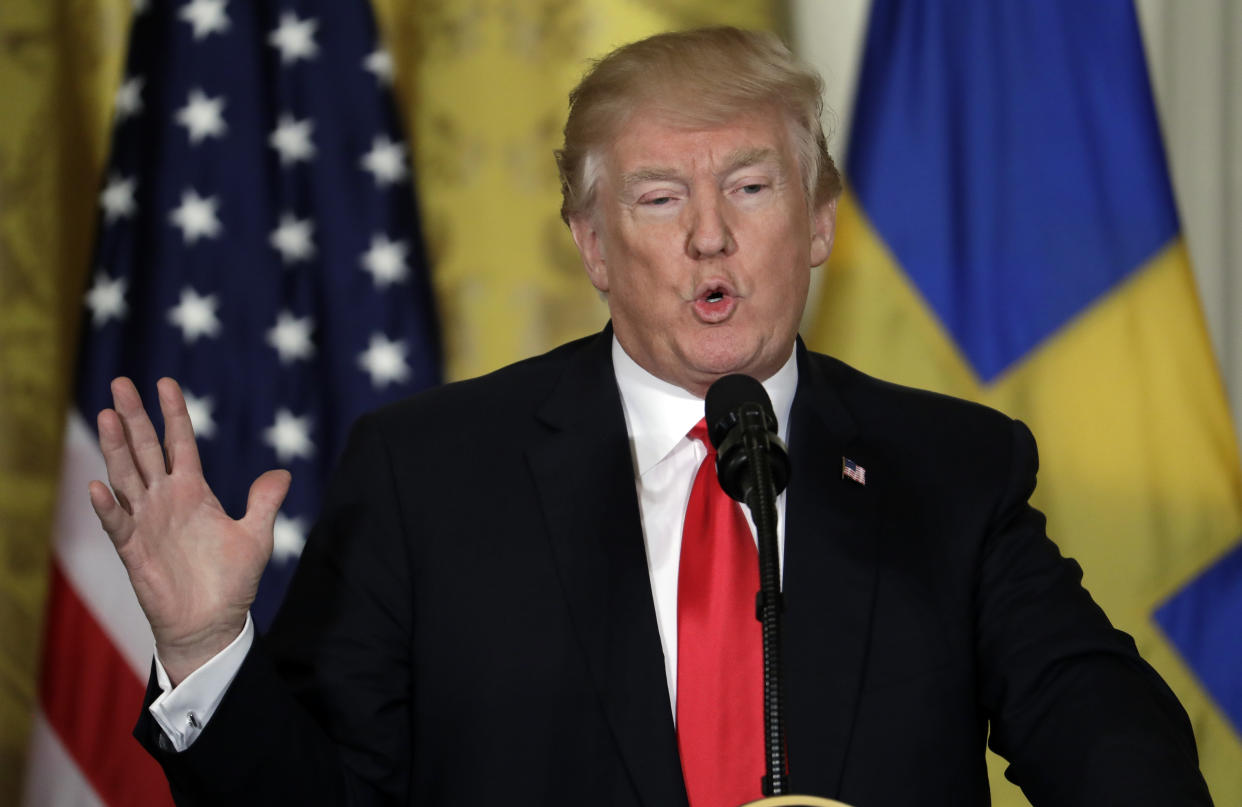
[358,333,411,388]
[169,188,222,244]
[167,286,222,343]
[264,408,315,462]
[360,135,408,187]
[114,76,144,122]
[269,114,316,166]
[271,512,307,563]
[176,88,228,144]
[182,389,218,439]
[100,174,137,223]
[360,233,409,287]
[270,213,316,264]
[179,0,230,40]
[269,12,319,65]
[85,272,128,326]
[363,48,393,84]
[267,310,315,364]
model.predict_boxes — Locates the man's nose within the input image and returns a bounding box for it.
[685,193,736,259]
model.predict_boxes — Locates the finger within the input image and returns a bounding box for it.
[88,479,134,547]
[157,378,204,476]
[242,469,292,538]
[111,377,168,486]
[97,407,144,512]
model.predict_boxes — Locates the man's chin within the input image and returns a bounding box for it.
[678,342,783,393]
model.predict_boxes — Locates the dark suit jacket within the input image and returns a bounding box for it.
[137,327,1211,806]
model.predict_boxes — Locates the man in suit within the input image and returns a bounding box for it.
[90,27,1211,806]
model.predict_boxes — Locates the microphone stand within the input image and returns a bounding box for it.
[728,407,854,807]
[739,417,788,798]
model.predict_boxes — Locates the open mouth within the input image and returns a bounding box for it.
[692,283,737,323]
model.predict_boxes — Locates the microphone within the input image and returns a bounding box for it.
[705,374,790,506]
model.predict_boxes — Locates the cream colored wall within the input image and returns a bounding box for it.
[1135,0,1242,445]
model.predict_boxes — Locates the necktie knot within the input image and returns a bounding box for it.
[688,417,713,457]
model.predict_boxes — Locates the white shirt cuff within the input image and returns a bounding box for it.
[148,613,254,752]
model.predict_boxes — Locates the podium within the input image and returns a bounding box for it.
[741,797,853,806]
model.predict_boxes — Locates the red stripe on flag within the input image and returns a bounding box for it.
[38,561,174,806]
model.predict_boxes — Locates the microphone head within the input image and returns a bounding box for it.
[705,374,778,449]
[705,373,789,502]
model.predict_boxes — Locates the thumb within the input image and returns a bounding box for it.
[243,469,292,535]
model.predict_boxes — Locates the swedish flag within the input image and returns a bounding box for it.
[807,1,1242,803]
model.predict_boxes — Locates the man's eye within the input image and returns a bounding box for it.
[645,196,673,206]
[740,183,766,194]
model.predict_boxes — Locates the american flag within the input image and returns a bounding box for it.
[842,457,866,486]
[25,1,440,804]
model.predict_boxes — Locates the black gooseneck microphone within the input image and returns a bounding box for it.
[705,374,790,503]
[704,373,791,798]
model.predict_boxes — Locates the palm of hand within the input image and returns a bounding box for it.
[89,377,290,682]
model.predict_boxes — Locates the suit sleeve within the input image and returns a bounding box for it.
[977,420,1212,806]
[134,412,412,806]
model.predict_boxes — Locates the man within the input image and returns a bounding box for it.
[90,27,1210,806]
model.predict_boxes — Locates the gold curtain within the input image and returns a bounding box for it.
[372,0,779,379]
[0,0,776,801]
[0,0,132,798]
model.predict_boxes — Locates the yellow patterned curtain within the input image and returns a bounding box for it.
[0,0,132,798]
[0,1,775,802]
[373,0,779,379]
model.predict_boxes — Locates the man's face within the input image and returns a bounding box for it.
[569,107,836,397]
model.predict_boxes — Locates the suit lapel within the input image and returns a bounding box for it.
[782,344,881,796]
[525,329,689,807]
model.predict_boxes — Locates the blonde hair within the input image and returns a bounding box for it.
[555,27,842,223]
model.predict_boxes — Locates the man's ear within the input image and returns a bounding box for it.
[809,197,838,267]
[568,213,609,293]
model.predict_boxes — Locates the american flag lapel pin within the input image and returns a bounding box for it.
[842,457,866,485]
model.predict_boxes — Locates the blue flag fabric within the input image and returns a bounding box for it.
[79,0,440,629]
[1156,540,1242,736]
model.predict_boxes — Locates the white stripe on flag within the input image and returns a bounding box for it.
[22,711,105,807]
[52,411,156,679]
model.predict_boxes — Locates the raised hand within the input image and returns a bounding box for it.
[88,377,291,685]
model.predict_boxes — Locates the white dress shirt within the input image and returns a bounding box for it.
[611,338,796,714]
[150,335,797,748]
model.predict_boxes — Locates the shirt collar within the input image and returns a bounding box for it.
[612,335,798,477]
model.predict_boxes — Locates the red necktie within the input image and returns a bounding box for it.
[677,418,763,807]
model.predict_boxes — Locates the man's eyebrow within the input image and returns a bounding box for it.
[619,148,784,192]
[621,167,683,190]
[720,147,781,177]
